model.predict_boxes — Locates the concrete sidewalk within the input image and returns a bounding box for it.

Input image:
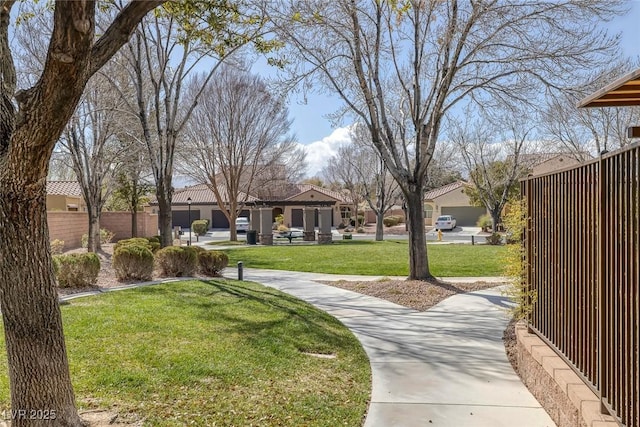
[228,268,555,427]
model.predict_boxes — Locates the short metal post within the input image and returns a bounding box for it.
[471,235,475,245]
[237,261,243,281]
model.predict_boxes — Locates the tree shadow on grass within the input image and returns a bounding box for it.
[184,279,364,355]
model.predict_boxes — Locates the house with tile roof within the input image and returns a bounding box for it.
[46,181,86,211]
[152,182,352,229]
[423,181,488,227]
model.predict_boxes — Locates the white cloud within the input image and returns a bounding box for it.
[302,126,353,177]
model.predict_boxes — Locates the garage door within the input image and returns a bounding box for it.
[172,210,200,228]
[211,209,250,228]
[441,207,486,227]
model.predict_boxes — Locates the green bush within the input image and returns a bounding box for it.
[144,237,161,253]
[191,219,209,236]
[50,239,65,255]
[198,250,229,276]
[476,214,492,231]
[383,216,401,227]
[113,244,154,281]
[53,253,100,288]
[115,237,155,252]
[485,232,503,245]
[156,246,198,277]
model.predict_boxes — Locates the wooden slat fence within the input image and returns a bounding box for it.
[522,143,639,427]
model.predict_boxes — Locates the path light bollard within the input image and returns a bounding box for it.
[237,261,243,281]
[471,235,475,245]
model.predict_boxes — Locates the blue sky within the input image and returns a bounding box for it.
[285,4,640,177]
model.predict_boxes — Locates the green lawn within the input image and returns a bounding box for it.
[0,280,370,426]
[224,240,507,277]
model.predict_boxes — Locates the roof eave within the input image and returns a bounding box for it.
[578,67,640,108]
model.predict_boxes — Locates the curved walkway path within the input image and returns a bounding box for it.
[226,268,555,427]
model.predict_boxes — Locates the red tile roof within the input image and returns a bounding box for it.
[171,184,258,204]
[424,181,466,200]
[46,181,82,197]
[287,184,350,203]
[153,182,351,205]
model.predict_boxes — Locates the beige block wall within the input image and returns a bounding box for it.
[47,212,88,249]
[101,212,158,241]
[47,211,158,249]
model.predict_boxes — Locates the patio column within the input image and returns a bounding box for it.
[250,206,260,229]
[258,207,273,245]
[317,206,333,244]
[302,207,316,241]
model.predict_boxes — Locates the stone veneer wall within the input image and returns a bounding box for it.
[514,322,618,427]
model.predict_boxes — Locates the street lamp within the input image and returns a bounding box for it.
[187,197,192,246]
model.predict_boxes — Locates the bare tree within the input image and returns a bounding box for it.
[542,63,640,157]
[106,144,154,237]
[113,3,275,247]
[269,0,623,279]
[324,123,401,240]
[0,2,165,424]
[60,70,131,252]
[452,114,532,230]
[180,66,305,240]
[321,144,366,231]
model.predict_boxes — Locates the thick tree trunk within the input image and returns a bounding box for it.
[157,193,173,247]
[405,187,433,280]
[0,180,83,427]
[375,210,384,241]
[131,208,138,237]
[490,209,502,232]
[87,205,101,253]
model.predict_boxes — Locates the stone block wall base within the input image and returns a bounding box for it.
[317,232,333,244]
[514,322,618,427]
[259,234,273,246]
[303,231,316,241]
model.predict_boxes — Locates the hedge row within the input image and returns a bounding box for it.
[113,238,228,281]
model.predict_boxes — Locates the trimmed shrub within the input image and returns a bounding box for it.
[277,224,289,232]
[101,228,115,244]
[53,253,100,288]
[115,237,154,251]
[476,214,492,231]
[198,250,229,276]
[485,232,503,245]
[143,237,161,253]
[155,246,197,277]
[50,239,65,255]
[191,219,209,237]
[383,216,401,227]
[113,244,154,281]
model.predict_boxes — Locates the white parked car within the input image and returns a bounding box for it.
[434,215,457,231]
[235,217,249,233]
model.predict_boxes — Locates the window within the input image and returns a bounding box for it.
[424,204,433,219]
